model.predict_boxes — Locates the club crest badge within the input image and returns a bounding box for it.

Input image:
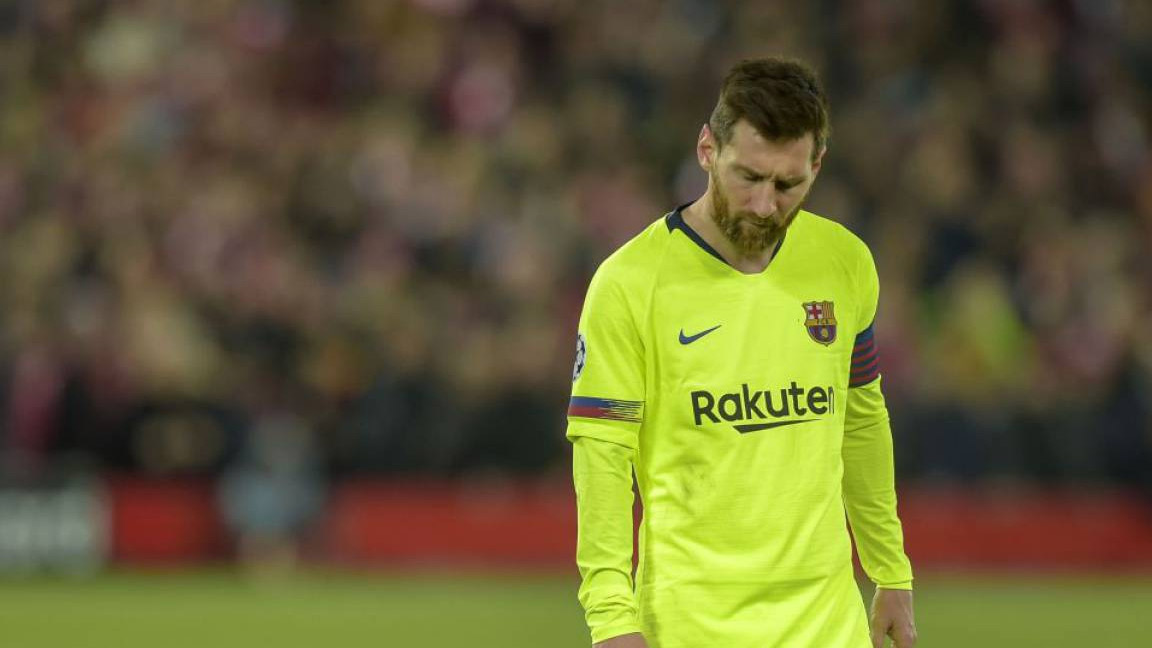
[802,301,837,345]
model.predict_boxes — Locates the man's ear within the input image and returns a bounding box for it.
[811,144,826,176]
[698,124,717,172]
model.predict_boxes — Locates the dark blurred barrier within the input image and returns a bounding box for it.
[106,477,227,564]
[89,478,1152,571]
[898,490,1152,569]
[328,480,574,566]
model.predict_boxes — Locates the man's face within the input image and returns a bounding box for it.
[700,120,823,255]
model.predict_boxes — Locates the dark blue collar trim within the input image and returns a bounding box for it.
[665,202,787,268]
[665,203,727,264]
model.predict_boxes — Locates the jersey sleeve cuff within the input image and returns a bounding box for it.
[875,580,914,590]
[591,622,645,644]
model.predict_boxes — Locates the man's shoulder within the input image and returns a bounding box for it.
[794,209,873,261]
[593,215,674,287]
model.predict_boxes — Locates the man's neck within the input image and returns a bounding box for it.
[682,195,782,274]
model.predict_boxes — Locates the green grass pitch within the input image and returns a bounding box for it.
[0,571,1149,647]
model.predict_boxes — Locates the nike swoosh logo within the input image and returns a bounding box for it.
[679,324,722,345]
[734,419,817,434]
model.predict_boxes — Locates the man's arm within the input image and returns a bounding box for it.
[566,265,650,644]
[843,239,916,646]
[843,374,916,647]
[572,435,646,644]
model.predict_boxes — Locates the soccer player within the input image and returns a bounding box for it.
[567,58,917,648]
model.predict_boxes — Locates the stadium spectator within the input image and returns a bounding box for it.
[0,0,1147,490]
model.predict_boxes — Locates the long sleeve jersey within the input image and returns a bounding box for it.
[567,206,913,647]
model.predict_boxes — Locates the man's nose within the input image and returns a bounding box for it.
[749,187,778,220]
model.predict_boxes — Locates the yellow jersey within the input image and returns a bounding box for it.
[567,205,912,647]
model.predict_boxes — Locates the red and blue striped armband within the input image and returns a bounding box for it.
[567,396,644,423]
[850,323,880,387]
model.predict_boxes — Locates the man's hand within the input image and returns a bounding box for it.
[595,632,649,648]
[869,588,916,647]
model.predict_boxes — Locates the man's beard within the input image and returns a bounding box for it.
[710,174,801,255]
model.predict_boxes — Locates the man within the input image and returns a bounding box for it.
[567,58,917,648]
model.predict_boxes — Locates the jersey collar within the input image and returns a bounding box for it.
[665,202,788,272]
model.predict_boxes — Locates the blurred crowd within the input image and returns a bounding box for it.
[0,0,1149,489]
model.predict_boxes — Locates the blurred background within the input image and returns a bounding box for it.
[0,0,1150,646]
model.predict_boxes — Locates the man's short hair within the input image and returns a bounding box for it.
[708,58,829,160]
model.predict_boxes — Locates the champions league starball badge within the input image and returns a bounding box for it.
[572,334,587,381]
